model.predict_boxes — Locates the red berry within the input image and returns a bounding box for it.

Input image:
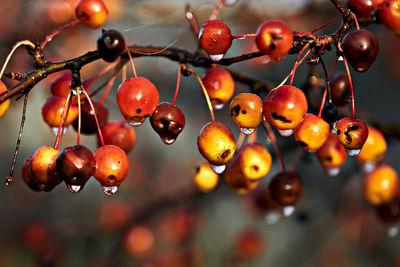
[117,77,159,127]
[199,20,232,61]
[42,95,79,129]
[376,196,400,224]
[101,121,136,153]
[347,0,384,18]
[316,134,348,176]
[335,117,369,156]
[75,0,108,29]
[150,102,186,145]
[379,0,400,35]
[255,20,293,61]
[234,228,265,260]
[330,72,352,107]
[30,146,62,191]
[294,113,330,152]
[202,67,235,110]
[50,72,72,97]
[229,93,263,135]
[269,171,303,207]
[94,145,129,195]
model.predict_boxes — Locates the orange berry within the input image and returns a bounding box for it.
[364,165,399,205]
[124,225,154,258]
[30,146,62,191]
[229,93,263,135]
[75,0,108,29]
[0,81,10,118]
[193,162,219,192]
[335,117,369,156]
[316,134,348,176]
[237,143,272,180]
[234,228,266,260]
[225,156,259,194]
[42,95,79,128]
[294,114,330,152]
[356,126,387,168]
[202,67,235,110]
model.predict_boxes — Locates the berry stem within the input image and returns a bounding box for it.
[6,92,29,185]
[293,31,316,39]
[209,0,224,20]
[54,92,72,150]
[85,60,119,90]
[310,13,342,33]
[185,4,200,37]
[263,120,286,172]
[248,129,257,144]
[172,65,182,106]
[184,66,216,123]
[81,87,105,146]
[318,56,339,117]
[122,64,127,82]
[342,56,355,119]
[350,11,360,30]
[41,16,87,49]
[231,33,257,39]
[289,44,312,86]
[76,88,82,146]
[236,131,246,149]
[0,40,35,80]
[125,45,138,78]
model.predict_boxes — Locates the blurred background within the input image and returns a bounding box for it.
[1,0,400,266]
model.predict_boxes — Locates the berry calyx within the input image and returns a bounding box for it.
[193,162,219,192]
[263,85,308,136]
[100,121,136,153]
[335,117,369,156]
[117,77,159,127]
[72,99,108,135]
[229,93,263,135]
[255,20,294,61]
[363,164,399,205]
[197,121,236,167]
[316,133,348,176]
[30,146,62,191]
[379,0,400,35]
[0,81,10,118]
[198,20,232,61]
[56,145,96,193]
[342,29,379,72]
[269,171,303,207]
[202,67,235,110]
[93,145,129,195]
[75,0,108,29]
[294,113,330,152]
[356,126,387,171]
[150,102,186,145]
[97,29,126,62]
[236,143,272,180]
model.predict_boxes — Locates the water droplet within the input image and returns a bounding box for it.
[306,149,317,153]
[264,210,281,225]
[240,128,255,135]
[213,103,224,110]
[325,167,340,177]
[5,176,12,185]
[223,0,239,6]
[282,205,295,217]
[338,56,344,61]
[161,137,176,145]
[67,184,82,194]
[51,127,67,136]
[209,54,224,61]
[278,129,294,137]
[387,225,399,237]
[361,161,376,173]
[72,87,83,95]
[346,148,361,157]
[211,164,225,174]
[128,121,143,127]
[102,186,118,196]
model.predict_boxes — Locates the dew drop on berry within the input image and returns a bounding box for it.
[67,184,82,194]
[264,210,281,225]
[213,103,225,110]
[161,137,176,145]
[102,185,119,196]
[51,127,67,136]
[211,164,226,174]
[240,127,255,135]
[338,56,344,61]
[209,54,225,62]
[278,129,294,137]
[127,120,143,127]
[361,161,376,173]
[346,148,361,157]
[325,167,340,177]
[387,225,399,237]
[282,205,295,217]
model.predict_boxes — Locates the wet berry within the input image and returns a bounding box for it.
[335,117,369,156]
[316,134,348,176]
[198,20,232,61]
[294,114,330,152]
[202,67,235,110]
[229,93,263,135]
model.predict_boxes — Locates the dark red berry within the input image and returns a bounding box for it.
[72,100,108,135]
[269,171,303,206]
[330,72,352,107]
[97,29,126,62]
[347,0,383,18]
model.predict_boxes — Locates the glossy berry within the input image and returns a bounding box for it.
[202,67,235,110]
[117,77,159,127]
[193,162,219,192]
[379,0,400,35]
[75,0,108,29]
[294,114,330,152]
[30,146,62,191]
[197,121,236,167]
[237,143,272,180]
[375,196,400,224]
[335,117,369,156]
[150,102,185,145]
[347,0,384,18]
[72,100,108,135]
[94,145,129,195]
[50,72,72,97]
[316,134,348,176]
[225,155,260,194]
[364,164,399,205]
[269,171,303,206]
[234,228,265,260]
[255,20,294,61]
[42,95,79,128]
[198,20,232,61]
[330,72,351,107]
[101,121,136,153]
[342,29,379,72]
[356,126,387,170]
[0,81,10,118]
[229,93,263,135]
[263,85,308,136]
[56,145,96,193]
[97,29,126,62]
[21,155,41,192]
